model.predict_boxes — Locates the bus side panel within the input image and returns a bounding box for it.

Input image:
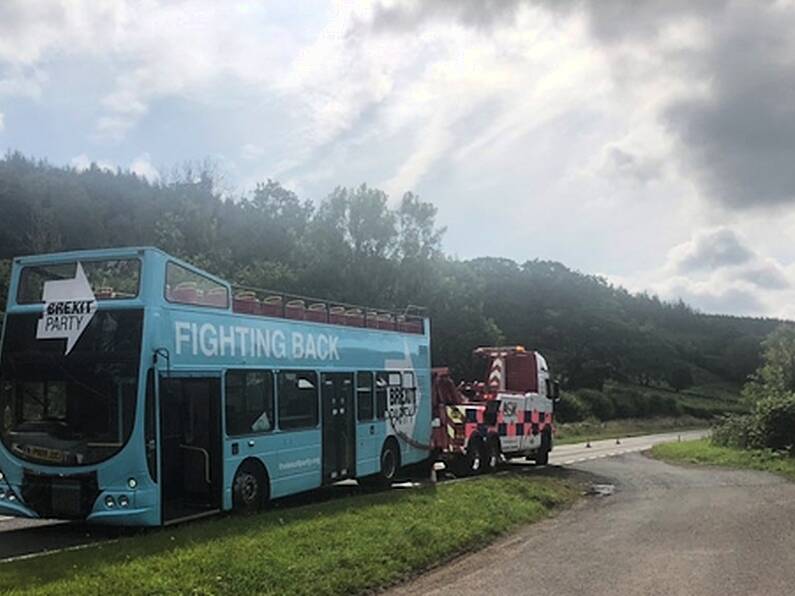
[223,430,322,509]
[391,368,432,467]
[355,419,382,477]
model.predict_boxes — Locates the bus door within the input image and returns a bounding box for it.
[321,373,355,483]
[158,375,222,523]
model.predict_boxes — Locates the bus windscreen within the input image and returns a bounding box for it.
[0,310,143,466]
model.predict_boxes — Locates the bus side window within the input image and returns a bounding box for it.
[225,370,274,436]
[375,372,388,420]
[357,372,374,421]
[277,371,319,430]
[165,261,229,309]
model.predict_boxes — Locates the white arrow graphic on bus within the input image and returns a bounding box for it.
[36,262,97,355]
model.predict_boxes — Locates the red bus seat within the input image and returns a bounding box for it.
[329,306,346,324]
[172,282,199,304]
[306,303,327,323]
[345,308,364,327]
[261,295,283,316]
[233,291,259,314]
[285,299,306,320]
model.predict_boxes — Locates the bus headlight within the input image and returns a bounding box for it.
[104,495,116,509]
[118,495,129,508]
[127,477,138,490]
[0,471,5,481]
[6,493,15,502]
[0,488,5,499]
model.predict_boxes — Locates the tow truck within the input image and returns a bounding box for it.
[431,346,559,475]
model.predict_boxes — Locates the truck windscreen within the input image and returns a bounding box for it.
[0,310,143,466]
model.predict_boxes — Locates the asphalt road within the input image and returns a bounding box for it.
[0,430,706,563]
[390,450,795,596]
[547,429,708,466]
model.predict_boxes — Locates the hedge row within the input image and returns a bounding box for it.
[711,395,795,452]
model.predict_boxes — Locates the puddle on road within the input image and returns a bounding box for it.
[585,483,616,497]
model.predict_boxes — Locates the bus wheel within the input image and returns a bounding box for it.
[360,439,401,489]
[233,460,267,514]
[379,439,400,483]
[485,437,500,474]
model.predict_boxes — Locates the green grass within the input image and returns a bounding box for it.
[651,439,795,481]
[0,475,579,595]
[556,416,707,445]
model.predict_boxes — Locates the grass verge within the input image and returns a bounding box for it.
[0,474,579,595]
[556,416,706,445]
[651,439,795,481]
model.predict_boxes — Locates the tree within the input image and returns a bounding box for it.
[0,150,782,408]
[668,366,694,392]
[742,325,795,402]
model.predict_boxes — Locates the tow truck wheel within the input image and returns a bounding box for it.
[485,437,500,474]
[458,436,485,476]
[534,430,552,466]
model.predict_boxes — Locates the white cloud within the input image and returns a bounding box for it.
[241,144,265,161]
[613,227,794,317]
[0,111,4,131]
[70,153,115,172]
[69,152,159,182]
[0,1,304,141]
[666,228,754,273]
[130,153,160,183]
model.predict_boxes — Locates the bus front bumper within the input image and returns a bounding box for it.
[0,497,38,519]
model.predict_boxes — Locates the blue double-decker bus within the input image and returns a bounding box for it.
[0,247,431,525]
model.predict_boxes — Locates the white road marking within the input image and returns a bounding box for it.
[0,539,120,564]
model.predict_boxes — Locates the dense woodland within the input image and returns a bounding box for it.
[0,152,784,403]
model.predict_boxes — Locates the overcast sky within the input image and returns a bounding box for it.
[2,1,795,319]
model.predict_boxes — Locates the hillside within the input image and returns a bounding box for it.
[0,152,783,413]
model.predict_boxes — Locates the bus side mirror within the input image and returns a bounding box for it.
[552,380,560,401]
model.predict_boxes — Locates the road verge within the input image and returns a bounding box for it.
[0,474,579,595]
[651,438,795,481]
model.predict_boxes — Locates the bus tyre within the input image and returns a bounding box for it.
[458,436,485,476]
[360,439,401,489]
[485,437,500,474]
[232,461,267,514]
[379,439,400,484]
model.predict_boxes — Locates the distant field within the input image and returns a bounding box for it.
[617,380,747,418]
[651,439,795,481]
[555,416,707,445]
[0,475,578,596]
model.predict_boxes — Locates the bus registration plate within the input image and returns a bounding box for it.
[25,446,64,463]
